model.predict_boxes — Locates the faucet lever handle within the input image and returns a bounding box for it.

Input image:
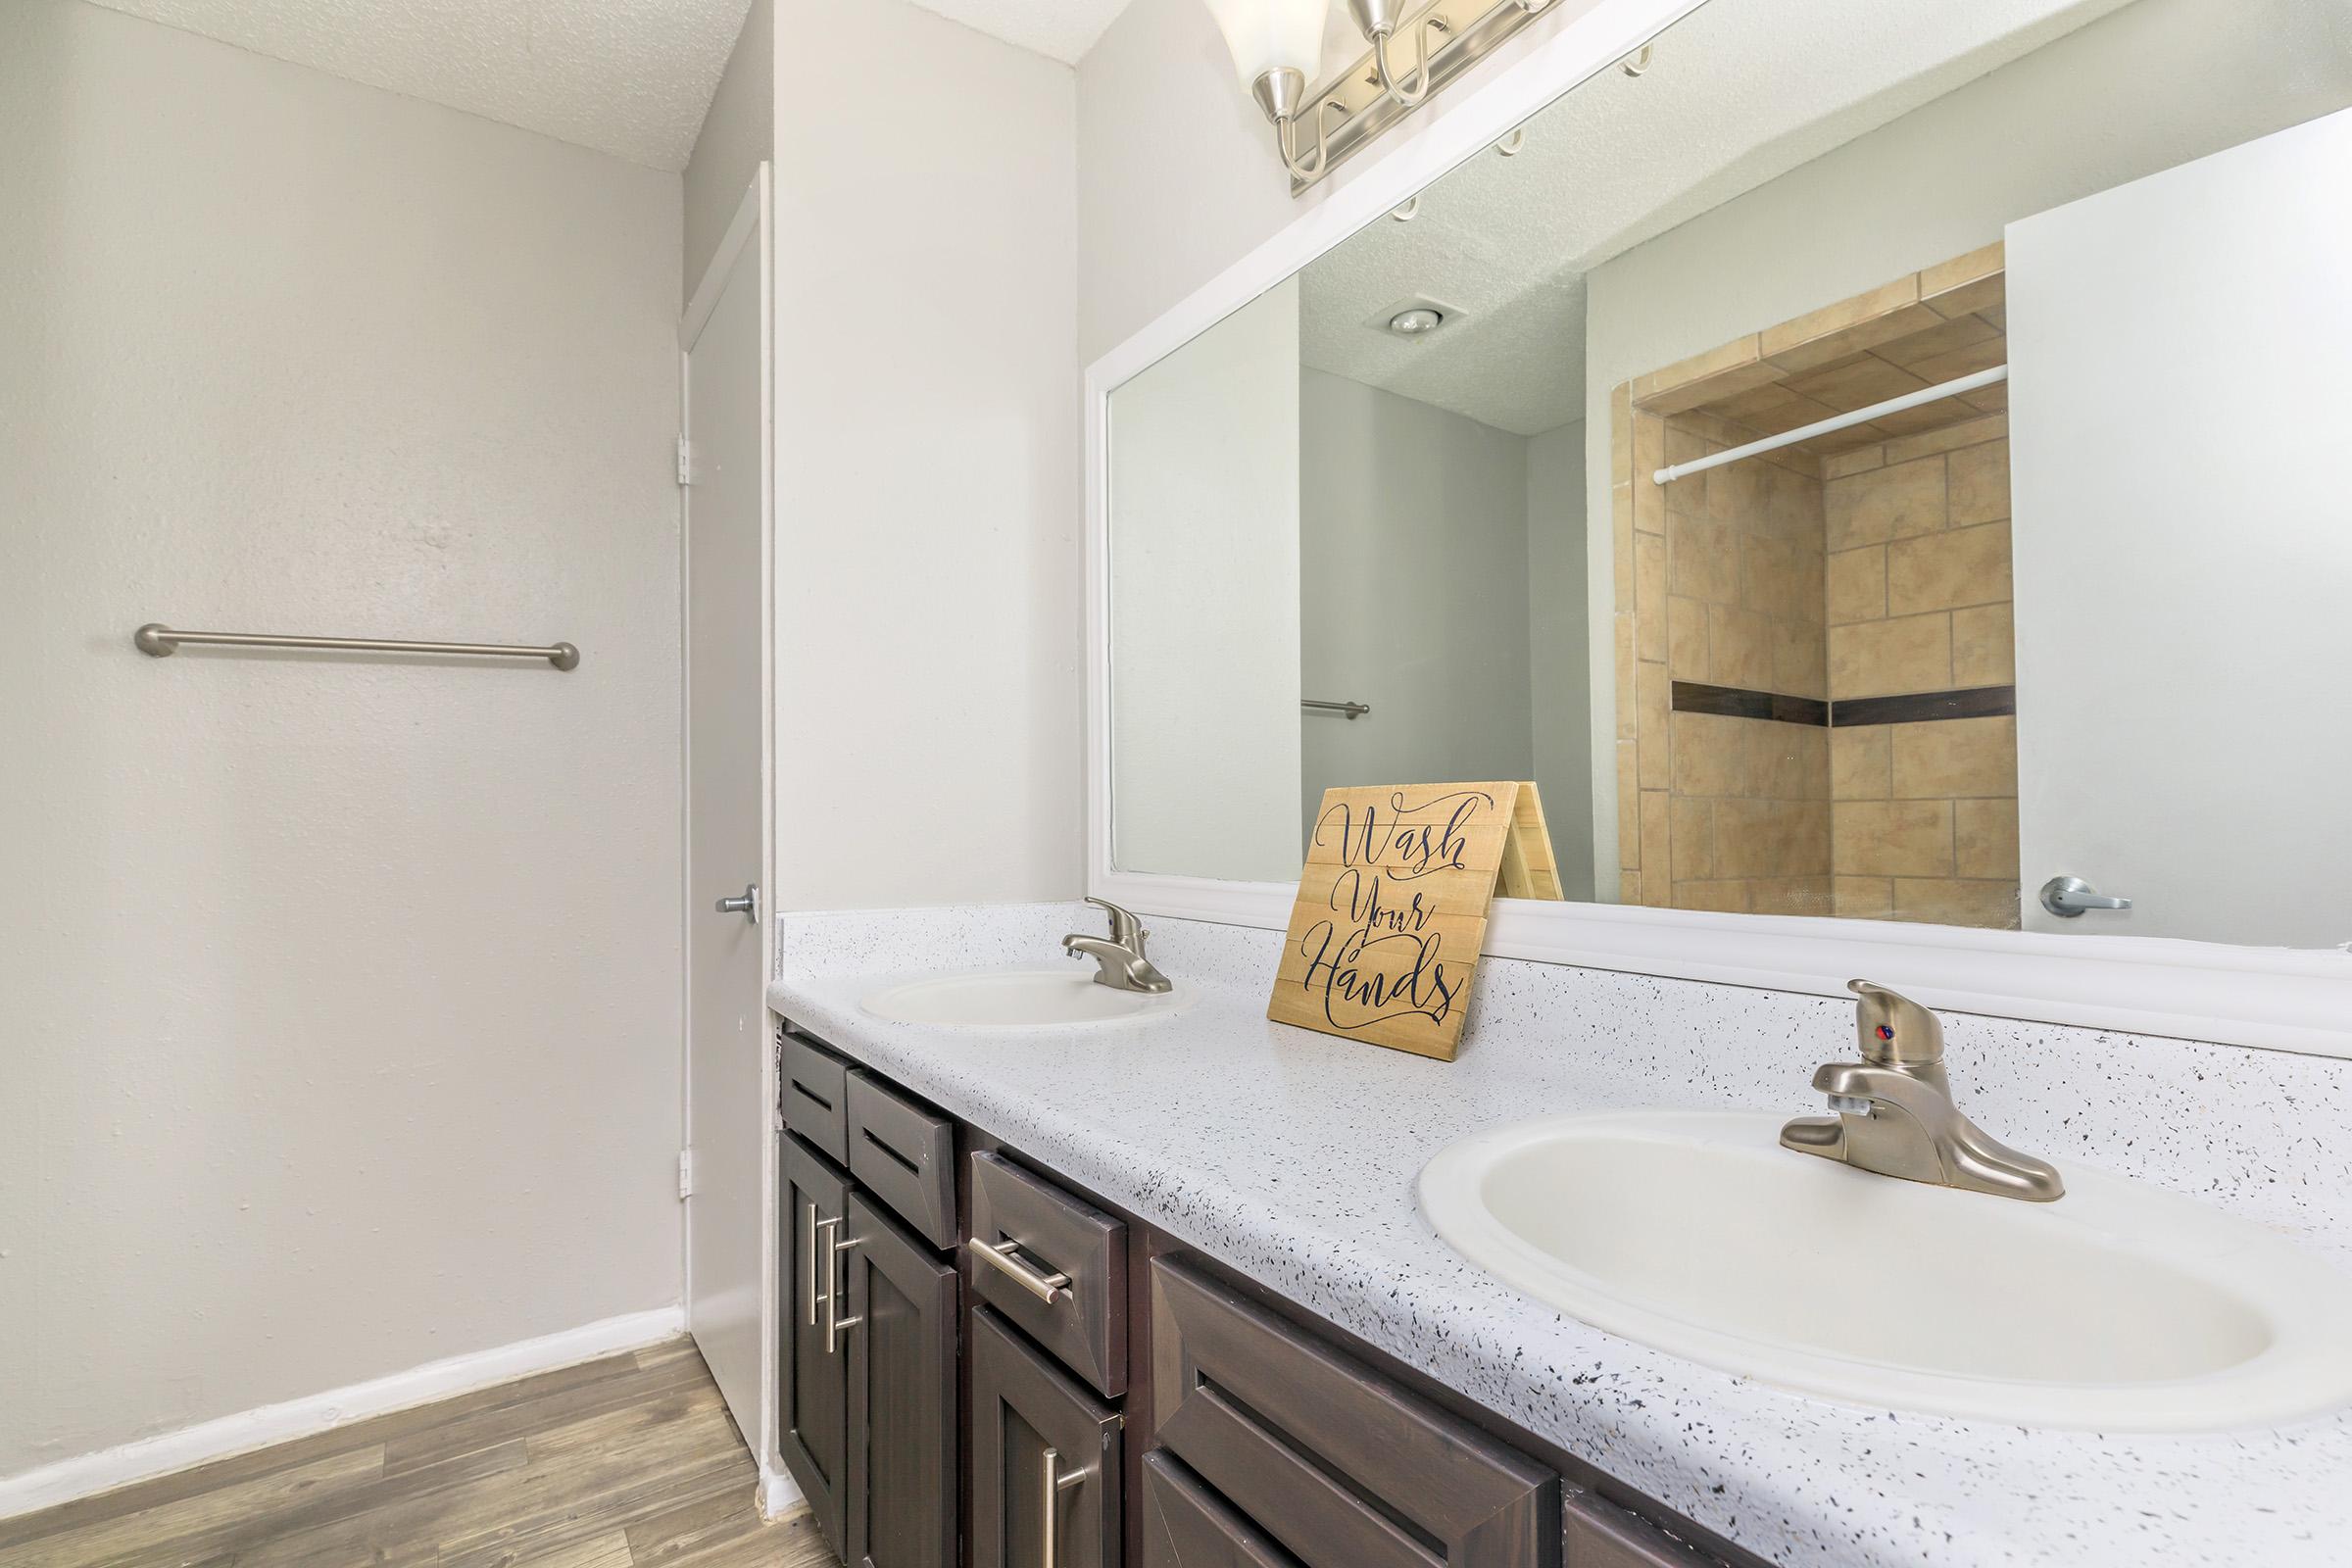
[1847,979,1944,1067]
[1083,896,1147,951]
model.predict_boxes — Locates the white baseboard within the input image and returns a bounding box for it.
[0,1304,685,1523]
[759,1460,808,1519]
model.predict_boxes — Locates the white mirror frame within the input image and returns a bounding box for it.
[1083,0,2352,1058]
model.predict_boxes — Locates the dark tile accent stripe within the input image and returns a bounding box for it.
[1671,681,1830,727]
[1831,684,2018,727]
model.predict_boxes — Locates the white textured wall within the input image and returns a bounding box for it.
[682,0,773,298]
[1110,283,1302,882]
[773,0,1080,909]
[1298,371,1533,846]
[1075,0,1296,367]
[0,2,683,1482]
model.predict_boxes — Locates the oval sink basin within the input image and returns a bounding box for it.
[859,968,1192,1029]
[1419,1109,2352,1432]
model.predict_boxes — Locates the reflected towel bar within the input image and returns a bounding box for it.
[1302,698,1370,719]
[1651,365,2009,486]
[134,623,579,670]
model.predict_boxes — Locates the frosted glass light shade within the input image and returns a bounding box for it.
[1202,0,1326,91]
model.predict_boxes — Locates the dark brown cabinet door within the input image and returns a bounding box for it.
[780,1136,851,1557]
[970,1308,1121,1568]
[843,1191,957,1568]
[1139,1451,1302,1568]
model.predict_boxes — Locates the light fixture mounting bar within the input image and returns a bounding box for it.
[1291,0,1562,195]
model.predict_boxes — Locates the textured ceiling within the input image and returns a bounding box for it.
[906,0,1135,64]
[1298,0,2137,435]
[80,0,756,169]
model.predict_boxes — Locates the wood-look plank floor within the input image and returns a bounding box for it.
[0,1338,839,1568]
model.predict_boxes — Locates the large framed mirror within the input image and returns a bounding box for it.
[1087,0,2352,1052]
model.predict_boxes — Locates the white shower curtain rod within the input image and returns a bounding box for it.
[1650,365,2009,486]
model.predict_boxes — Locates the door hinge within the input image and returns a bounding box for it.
[675,435,695,486]
[773,1035,787,1132]
[677,1149,695,1200]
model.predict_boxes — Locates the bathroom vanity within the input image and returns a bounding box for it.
[771,1015,1725,1568]
[765,904,2352,1568]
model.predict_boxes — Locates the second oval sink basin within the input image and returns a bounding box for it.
[860,968,1192,1028]
[1419,1109,2352,1432]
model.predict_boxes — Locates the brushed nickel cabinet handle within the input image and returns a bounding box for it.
[969,1238,1071,1305]
[825,1230,864,1353]
[803,1202,819,1327]
[811,1214,839,1334]
[1041,1446,1088,1568]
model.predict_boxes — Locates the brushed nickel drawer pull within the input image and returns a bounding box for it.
[970,1238,1071,1304]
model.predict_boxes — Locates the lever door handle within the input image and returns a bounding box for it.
[2040,876,2132,917]
[714,883,759,924]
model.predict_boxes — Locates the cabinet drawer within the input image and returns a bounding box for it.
[847,1072,957,1250]
[1150,1256,1556,1568]
[1140,1450,1301,1568]
[968,1152,1128,1397]
[781,1026,854,1166]
[971,1307,1122,1568]
[1564,1492,1718,1568]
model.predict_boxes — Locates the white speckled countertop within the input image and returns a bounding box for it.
[768,902,2352,1568]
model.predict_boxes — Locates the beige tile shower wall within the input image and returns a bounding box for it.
[1824,416,2020,927]
[1615,397,1832,915]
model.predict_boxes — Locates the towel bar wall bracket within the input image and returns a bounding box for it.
[134,623,579,670]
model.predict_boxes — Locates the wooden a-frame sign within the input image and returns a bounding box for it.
[1268,781,1562,1061]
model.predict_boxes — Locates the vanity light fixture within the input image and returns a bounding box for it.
[1208,0,1633,194]
[1202,0,1343,181]
[1348,0,1443,109]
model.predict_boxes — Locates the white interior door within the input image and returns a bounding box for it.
[2006,108,2352,947]
[682,172,770,1450]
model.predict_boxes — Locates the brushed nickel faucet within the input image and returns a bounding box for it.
[1781,980,2064,1202]
[1061,897,1172,995]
